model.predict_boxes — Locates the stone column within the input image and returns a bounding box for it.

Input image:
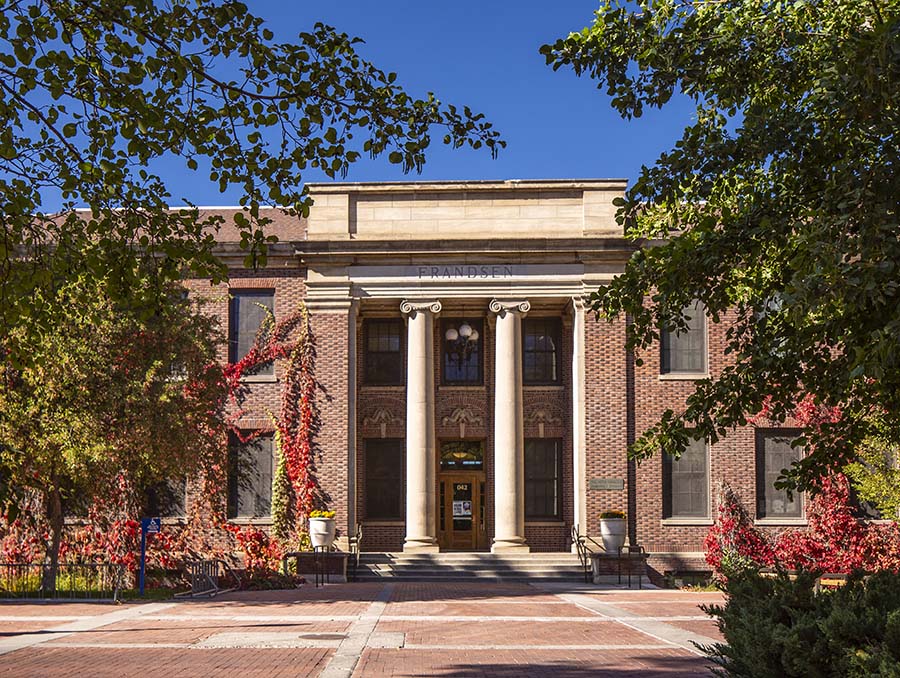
[490,298,531,552]
[401,299,442,553]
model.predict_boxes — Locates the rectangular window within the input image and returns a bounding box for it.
[756,429,803,519]
[365,439,404,519]
[229,290,274,376]
[442,319,483,384]
[364,319,404,385]
[660,301,707,374]
[144,479,187,518]
[523,318,562,384]
[228,433,274,519]
[663,438,709,518]
[525,438,562,519]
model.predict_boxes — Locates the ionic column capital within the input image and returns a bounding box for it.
[400,299,442,316]
[489,299,530,316]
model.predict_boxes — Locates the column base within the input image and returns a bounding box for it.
[491,538,530,553]
[403,539,440,554]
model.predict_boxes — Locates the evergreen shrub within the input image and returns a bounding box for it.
[703,570,900,677]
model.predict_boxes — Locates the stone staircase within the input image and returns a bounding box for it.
[354,552,588,583]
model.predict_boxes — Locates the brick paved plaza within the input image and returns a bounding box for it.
[0,583,722,676]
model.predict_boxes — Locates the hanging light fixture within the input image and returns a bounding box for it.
[445,320,479,364]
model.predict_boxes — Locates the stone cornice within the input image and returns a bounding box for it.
[306,178,627,193]
[295,237,639,261]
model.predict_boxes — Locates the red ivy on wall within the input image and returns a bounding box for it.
[223,302,322,524]
[0,302,320,585]
[707,395,900,581]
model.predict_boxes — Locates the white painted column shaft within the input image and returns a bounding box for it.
[401,299,441,553]
[490,298,530,552]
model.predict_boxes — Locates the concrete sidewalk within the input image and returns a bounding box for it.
[0,582,723,676]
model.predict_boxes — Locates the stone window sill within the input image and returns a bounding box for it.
[658,372,709,381]
[525,520,566,526]
[361,520,404,526]
[240,375,278,383]
[228,517,273,525]
[661,518,713,526]
[755,518,808,527]
[360,384,405,390]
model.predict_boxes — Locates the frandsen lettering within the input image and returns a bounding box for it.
[417,265,514,279]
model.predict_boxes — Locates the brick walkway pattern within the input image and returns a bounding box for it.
[0,583,723,676]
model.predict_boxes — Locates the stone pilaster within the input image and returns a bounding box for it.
[490,298,531,552]
[570,297,587,548]
[401,299,442,553]
[346,298,359,538]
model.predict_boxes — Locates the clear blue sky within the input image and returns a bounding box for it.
[184,1,696,204]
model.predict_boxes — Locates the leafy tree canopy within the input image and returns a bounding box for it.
[0,276,228,573]
[0,0,502,337]
[542,0,900,490]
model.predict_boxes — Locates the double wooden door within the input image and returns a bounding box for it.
[438,473,486,550]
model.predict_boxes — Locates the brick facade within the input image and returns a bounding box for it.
[183,183,798,574]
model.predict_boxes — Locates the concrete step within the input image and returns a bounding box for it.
[359,553,581,563]
[361,562,584,570]
[352,552,589,582]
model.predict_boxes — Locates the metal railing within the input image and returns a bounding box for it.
[348,523,363,582]
[571,525,603,583]
[0,562,125,601]
[174,550,241,598]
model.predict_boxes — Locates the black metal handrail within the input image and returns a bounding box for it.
[348,523,362,582]
[571,525,603,583]
[0,562,125,601]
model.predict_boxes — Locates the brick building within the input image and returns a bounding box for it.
[195,179,807,577]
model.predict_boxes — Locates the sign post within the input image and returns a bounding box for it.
[139,517,161,597]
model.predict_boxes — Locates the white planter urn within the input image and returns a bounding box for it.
[309,517,336,549]
[599,517,627,554]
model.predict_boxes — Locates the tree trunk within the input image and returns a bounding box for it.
[41,488,63,595]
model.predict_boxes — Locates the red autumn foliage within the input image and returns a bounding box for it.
[223,523,283,575]
[0,302,320,588]
[708,397,899,581]
[706,476,900,581]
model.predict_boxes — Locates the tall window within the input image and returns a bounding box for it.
[525,439,562,519]
[756,429,803,519]
[365,319,404,385]
[144,479,187,518]
[442,319,483,384]
[660,301,707,374]
[663,438,709,518]
[229,290,274,376]
[228,433,274,519]
[365,439,404,519]
[523,318,561,384]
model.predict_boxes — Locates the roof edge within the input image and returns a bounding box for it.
[305,178,628,193]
